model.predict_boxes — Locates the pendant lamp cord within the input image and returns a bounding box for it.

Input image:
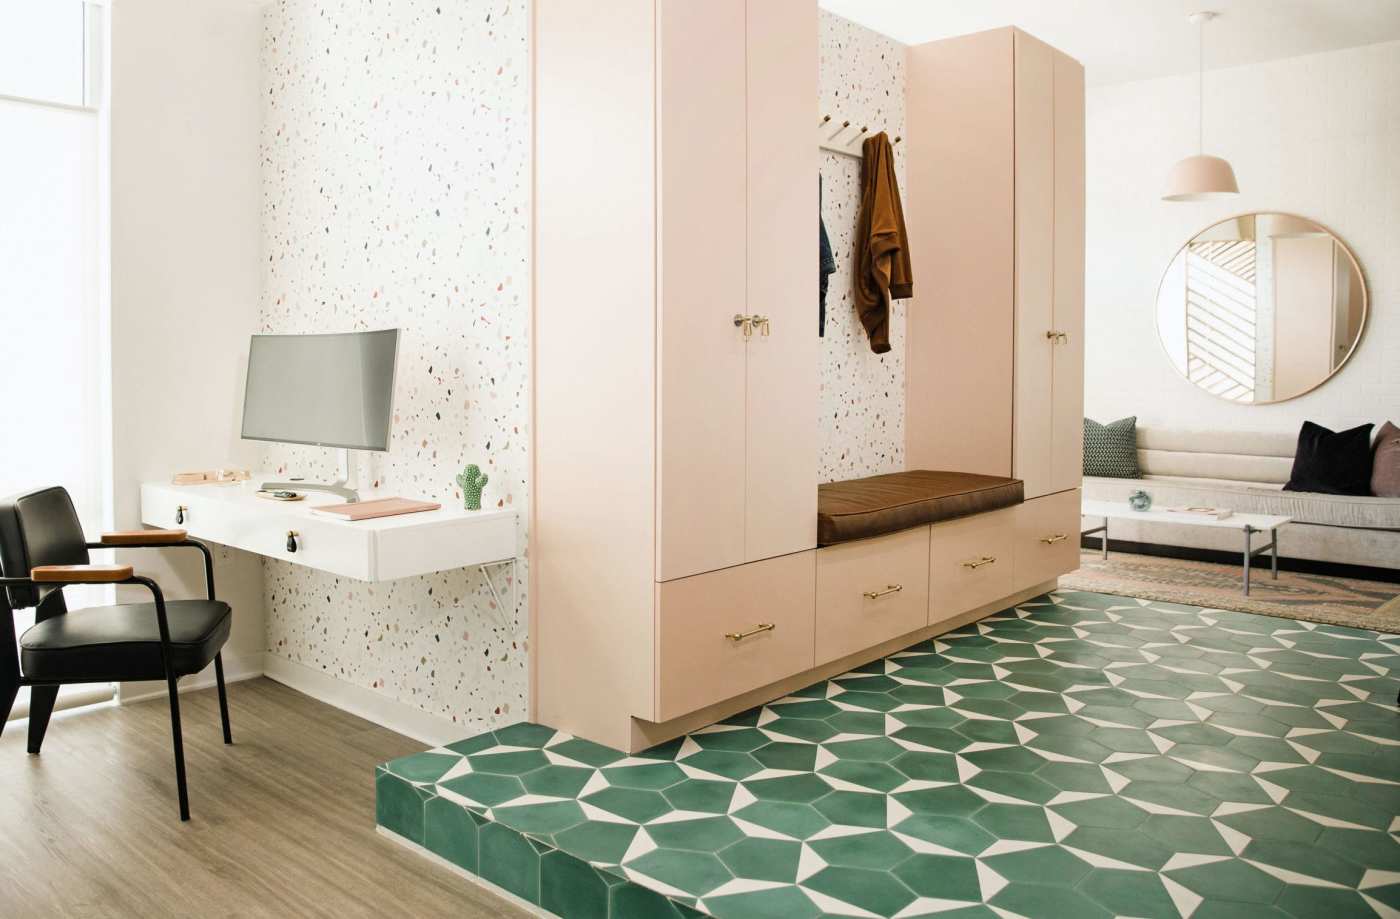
[1198,15,1205,154]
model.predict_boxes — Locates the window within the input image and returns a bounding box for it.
[1,1,110,719]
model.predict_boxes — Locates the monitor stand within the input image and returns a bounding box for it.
[262,448,362,503]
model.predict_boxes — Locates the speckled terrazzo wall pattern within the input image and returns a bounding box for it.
[818,11,907,483]
[258,0,529,728]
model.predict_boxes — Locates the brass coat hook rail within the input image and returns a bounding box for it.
[818,112,901,158]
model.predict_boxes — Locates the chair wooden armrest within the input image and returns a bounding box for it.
[30,564,135,583]
[99,528,188,546]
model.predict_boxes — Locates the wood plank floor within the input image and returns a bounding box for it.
[0,678,524,919]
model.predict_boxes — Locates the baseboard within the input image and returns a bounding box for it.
[263,654,463,747]
[118,650,266,705]
[1081,537,1400,584]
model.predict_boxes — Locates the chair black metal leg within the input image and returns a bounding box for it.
[166,675,190,821]
[26,684,59,754]
[214,653,232,744]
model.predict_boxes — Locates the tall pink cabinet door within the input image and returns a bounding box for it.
[905,29,1015,476]
[1012,32,1056,500]
[1051,52,1086,494]
[744,0,818,563]
[655,0,749,582]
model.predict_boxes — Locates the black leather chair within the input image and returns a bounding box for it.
[0,486,233,821]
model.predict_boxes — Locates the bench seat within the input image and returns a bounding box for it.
[818,470,1024,546]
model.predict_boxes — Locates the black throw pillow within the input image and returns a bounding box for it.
[1282,421,1374,495]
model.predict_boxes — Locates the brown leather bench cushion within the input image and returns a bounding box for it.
[818,470,1024,546]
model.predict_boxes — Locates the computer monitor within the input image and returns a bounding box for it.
[242,329,399,500]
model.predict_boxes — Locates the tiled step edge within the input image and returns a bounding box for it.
[375,766,705,919]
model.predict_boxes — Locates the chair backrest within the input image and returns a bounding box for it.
[0,486,89,610]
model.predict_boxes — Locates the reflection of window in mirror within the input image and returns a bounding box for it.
[1156,213,1367,405]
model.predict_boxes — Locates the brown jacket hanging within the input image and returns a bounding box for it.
[853,132,913,354]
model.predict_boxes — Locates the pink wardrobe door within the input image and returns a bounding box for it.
[655,0,749,582]
[1051,50,1086,494]
[744,0,818,563]
[905,29,1015,476]
[1012,31,1056,500]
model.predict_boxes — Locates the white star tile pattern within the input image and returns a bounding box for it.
[378,590,1400,917]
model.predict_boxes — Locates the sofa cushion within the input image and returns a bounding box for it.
[1372,421,1400,498]
[818,470,1023,546]
[1283,421,1374,496]
[1084,416,1140,478]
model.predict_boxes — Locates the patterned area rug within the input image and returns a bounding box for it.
[1062,551,1400,634]
[377,590,1400,918]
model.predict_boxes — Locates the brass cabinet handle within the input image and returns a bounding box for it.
[1039,533,1068,544]
[863,584,904,600]
[734,314,770,338]
[1045,330,1068,344]
[725,622,775,642]
[961,555,997,570]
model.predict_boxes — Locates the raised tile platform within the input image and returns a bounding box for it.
[376,590,1400,918]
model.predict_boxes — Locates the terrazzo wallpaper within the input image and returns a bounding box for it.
[258,0,530,728]
[254,4,904,729]
[817,11,908,483]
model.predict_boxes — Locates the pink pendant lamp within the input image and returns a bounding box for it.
[1163,11,1239,202]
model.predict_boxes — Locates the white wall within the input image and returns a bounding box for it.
[109,0,268,693]
[1085,39,1400,434]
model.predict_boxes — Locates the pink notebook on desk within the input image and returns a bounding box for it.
[311,497,441,521]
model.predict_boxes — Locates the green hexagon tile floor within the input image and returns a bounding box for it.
[376,590,1400,918]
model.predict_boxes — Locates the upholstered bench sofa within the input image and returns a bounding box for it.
[1082,427,1400,570]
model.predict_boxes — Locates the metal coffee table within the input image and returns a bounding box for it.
[1081,499,1292,596]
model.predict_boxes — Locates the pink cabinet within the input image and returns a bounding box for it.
[906,29,1084,501]
[656,0,749,580]
[743,0,819,567]
[534,0,817,750]
[1013,31,1085,500]
[656,0,817,581]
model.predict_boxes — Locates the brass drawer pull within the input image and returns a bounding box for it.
[725,622,775,642]
[1039,533,1068,544]
[286,530,299,553]
[175,505,187,525]
[863,584,904,600]
[961,556,997,570]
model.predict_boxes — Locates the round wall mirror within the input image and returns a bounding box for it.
[1155,213,1367,404]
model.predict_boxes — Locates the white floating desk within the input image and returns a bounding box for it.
[140,480,517,583]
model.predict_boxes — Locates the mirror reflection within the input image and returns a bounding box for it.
[1155,213,1367,404]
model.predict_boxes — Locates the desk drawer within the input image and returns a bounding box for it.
[655,551,815,723]
[815,528,930,666]
[929,508,1015,627]
[1014,489,1080,591]
[141,485,373,580]
[228,514,372,580]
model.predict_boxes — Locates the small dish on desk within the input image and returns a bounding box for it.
[256,489,304,501]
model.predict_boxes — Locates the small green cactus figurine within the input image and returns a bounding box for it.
[456,464,489,511]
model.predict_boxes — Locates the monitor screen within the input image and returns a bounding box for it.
[241,329,399,451]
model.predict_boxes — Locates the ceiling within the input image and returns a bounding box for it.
[818,0,1400,85]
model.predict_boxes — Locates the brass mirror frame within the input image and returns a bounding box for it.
[1154,211,1369,406]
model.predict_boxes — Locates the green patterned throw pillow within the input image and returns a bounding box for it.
[1083,416,1141,478]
